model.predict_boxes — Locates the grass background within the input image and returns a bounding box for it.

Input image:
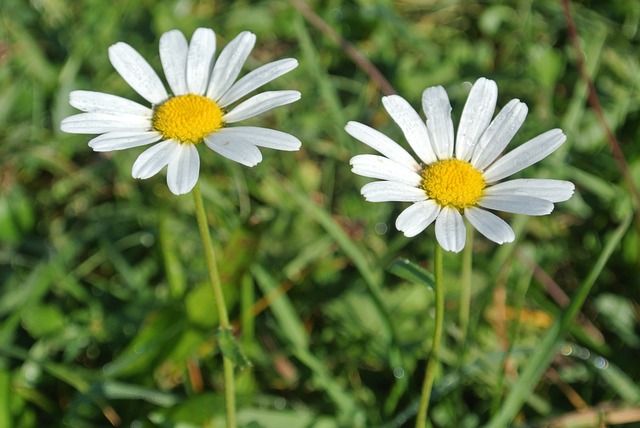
[1,0,640,426]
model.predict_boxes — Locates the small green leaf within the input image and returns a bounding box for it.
[0,185,35,244]
[217,328,252,370]
[388,259,435,290]
[21,305,65,338]
[594,293,640,347]
[99,381,179,407]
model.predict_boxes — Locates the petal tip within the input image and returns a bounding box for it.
[168,185,193,196]
[442,242,464,253]
[238,31,257,44]
[107,41,128,55]
[400,228,420,238]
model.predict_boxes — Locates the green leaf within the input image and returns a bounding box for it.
[485,213,633,428]
[98,381,179,407]
[252,265,309,350]
[252,265,364,424]
[21,305,66,338]
[102,308,186,377]
[0,370,11,428]
[388,259,435,290]
[217,328,252,370]
[151,392,225,425]
[594,293,640,347]
[185,281,218,328]
[595,357,640,403]
[0,185,35,244]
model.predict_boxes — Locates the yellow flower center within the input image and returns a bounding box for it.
[152,94,224,145]
[421,159,486,209]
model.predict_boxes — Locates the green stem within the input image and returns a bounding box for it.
[192,182,236,428]
[415,243,444,428]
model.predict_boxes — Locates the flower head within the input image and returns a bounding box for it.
[61,28,301,195]
[346,77,574,252]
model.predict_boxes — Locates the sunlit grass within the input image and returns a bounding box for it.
[1,0,640,427]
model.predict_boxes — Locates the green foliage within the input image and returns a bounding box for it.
[1,0,639,427]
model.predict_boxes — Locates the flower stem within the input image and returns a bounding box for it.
[415,243,444,428]
[192,182,236,428]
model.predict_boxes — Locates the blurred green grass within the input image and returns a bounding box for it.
[1,0,640,427]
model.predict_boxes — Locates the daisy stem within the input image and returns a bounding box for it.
[192,182,236,428]
[415,243,444,428]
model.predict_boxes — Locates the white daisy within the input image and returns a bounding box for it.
[61,28,301,195]
[346,77,574,253]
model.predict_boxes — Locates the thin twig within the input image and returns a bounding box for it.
[291,0,396,96]
[561,0,640,226]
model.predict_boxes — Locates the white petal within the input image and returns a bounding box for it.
[211,127,300,151]
[132,140,181,179]
[422,86,454,159]
[60,113,151,134]
[69,90,152,116]
[482,129,567,183]
[382,95,438,165]
[166,143,200,195]
[435,206,466,253]
[218,58,298,107]
[471,99,528,170]
[359,181,427,202]
[223,90,300,123]
[455,78,498,161]
[478,194,554,216]
[108,42,168,105]
[350,154,422,185]
[395,200,441,237]
[344,121,420,170]
[206,31,256,101]
[187,28,217,95]
[159,30,189,96]
[88,131,162,151]
[485,179,575,203]
[204,133,263,167]
[464,206,515,245]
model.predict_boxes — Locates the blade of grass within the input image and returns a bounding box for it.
[240,273,255,350]
[270,176,407,414]
[388,259,435,291]
[0,370,10,428]
[292,11,354,151]
[485,212,632,427]
[562,0,640,226]
[291,0,396,96]
[270,176,397,342]
[595,358,640,403]
[158,210,186,299]
[251,265,364,424]
[292,10,349,206]
[98,381,179,407]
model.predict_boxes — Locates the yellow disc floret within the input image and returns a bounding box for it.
[152,94,224,145]
[421,158,486,209]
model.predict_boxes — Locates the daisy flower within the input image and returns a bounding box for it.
[346,77,574,252]
[61,28,301,195]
